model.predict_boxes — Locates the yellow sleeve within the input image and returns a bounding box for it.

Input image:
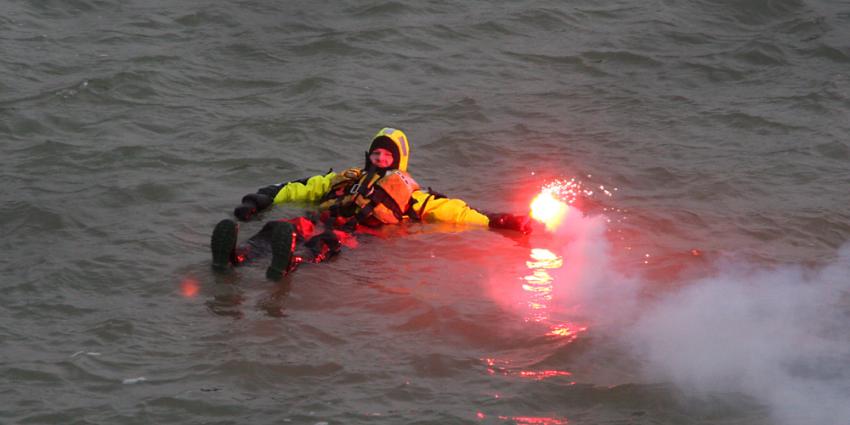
[272,172,336,204]
[411,190,489,226]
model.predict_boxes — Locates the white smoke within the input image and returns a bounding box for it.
[547,206,642,327]
[628,250,850,425]
[545,207,850,425]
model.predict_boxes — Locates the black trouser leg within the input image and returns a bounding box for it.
[234,221,286,264]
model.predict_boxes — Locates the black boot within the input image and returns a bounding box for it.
[266,222,295,280]
[211,219,239,271]
[305,230,342,263]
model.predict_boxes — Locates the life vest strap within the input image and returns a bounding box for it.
[406,198,420,221]
[416,194,433,220]
[355,186,404,223]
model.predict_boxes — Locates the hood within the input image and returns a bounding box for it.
[368,127,410,172]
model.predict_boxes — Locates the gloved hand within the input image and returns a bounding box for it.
[486,213,532,234]
[233,193,272,221]
[234,203,257,221]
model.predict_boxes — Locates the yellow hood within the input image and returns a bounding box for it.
[368,127,411,172]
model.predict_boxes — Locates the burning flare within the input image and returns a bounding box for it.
[529,178,601,232]
[530,189,568,232]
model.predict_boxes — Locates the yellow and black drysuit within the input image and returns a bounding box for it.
[235,128,496,228]
[225,128,530,273]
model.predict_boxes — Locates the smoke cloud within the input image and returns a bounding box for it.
[547,206,642,327]
[544,207,850,425]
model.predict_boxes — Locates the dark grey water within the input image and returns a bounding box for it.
[2,1,849,424]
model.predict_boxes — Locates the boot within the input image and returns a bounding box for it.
[211,219,238,271]
[266,222,296,280]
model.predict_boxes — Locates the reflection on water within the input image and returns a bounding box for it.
[481,245,584,394]
[180,277,200,297]
[500,416,569,425]
[205,282,246,319]
[523,248,586,341]
[484,357,576,384]
[522,248,562,323]
[476,411,570,424]
[518,370,573,380]
[199,271,293,318]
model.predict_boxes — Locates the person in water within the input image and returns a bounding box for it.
[211,127,531,280]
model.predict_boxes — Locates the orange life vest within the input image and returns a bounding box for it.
[320,168,420,225]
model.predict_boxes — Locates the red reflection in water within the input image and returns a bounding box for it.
[522,248,560,323]
[518,370,572,380]
[484,358,573,382]
[546,324,588,342]
[547,324,572,337]
[181,278,199,297]
[499,415,569,425]
[478,411,569,424]
[482,245,592,384]
[484,357,499,375]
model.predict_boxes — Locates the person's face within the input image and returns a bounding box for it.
[369,148,395,169]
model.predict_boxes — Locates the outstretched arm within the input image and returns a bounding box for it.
[233,171,336,221]
[410,190,531,233]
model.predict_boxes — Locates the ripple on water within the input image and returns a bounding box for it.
[812,140,850,161]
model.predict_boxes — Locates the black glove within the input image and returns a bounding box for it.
[233,193,272,221]
[234,203,257,221]
[486,213,532,234]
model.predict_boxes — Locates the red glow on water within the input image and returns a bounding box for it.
[181,278,199,297]
[550,325,588,336]
[547,325,571,336]
[518,370,573,380]
[546,323,587,346]
[484,357,574,382]
[522,248,562,322]
[476,411,486,420]
[334,230,358,248]
[484,357,509,376]
[526,248,564,268]
[500,416,569,425]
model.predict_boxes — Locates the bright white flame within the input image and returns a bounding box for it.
[530,190,569,232]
